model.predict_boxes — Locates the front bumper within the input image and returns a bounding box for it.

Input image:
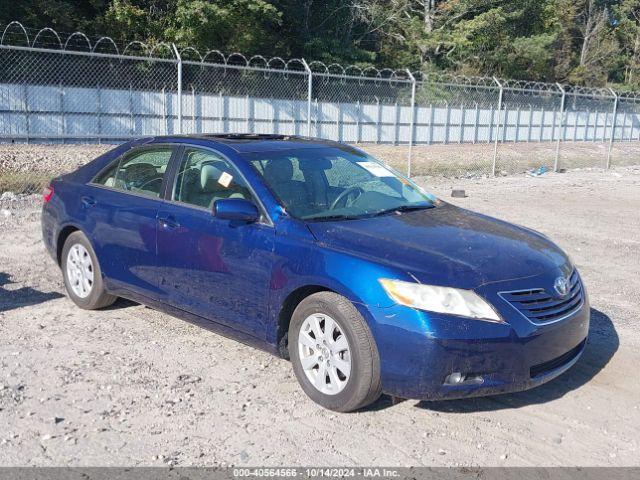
[365,293,590,401]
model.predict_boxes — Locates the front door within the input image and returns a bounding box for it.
[156,146,275,339]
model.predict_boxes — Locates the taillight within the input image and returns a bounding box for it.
[43,185,54,202]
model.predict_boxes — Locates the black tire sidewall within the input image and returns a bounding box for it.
[289,294,378,412]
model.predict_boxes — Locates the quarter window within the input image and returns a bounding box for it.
[92,147,173,198]
[173,148,252,209]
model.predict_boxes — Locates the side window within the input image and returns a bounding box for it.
[173,148,252,209]
[93,160,119,187]
[92,147,173,198]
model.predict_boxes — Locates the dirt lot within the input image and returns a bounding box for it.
[0,166,639,467]
[2,141,640,195]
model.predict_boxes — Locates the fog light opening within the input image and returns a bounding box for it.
[444,372,484,386]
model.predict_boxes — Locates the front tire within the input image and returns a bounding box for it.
[289,292,381,412]
[61,231,116,310]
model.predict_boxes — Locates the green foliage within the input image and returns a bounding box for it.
[166,0,283,53]
[0,0,636,87]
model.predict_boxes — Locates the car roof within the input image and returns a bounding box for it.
[145,134,345,154]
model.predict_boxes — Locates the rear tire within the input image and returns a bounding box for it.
[61,231,116,310]
[289,292,381,412]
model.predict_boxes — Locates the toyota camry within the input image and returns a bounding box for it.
[41,134,589,412]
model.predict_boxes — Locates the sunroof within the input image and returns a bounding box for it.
[200,133,294,141]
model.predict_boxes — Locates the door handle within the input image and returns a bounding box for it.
[158,215,180,229]
[81,196,96,208]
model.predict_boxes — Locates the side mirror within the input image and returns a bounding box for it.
[213,198,260,223]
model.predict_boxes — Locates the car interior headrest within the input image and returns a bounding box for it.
[299,156,332,171]
[200,164,224,192]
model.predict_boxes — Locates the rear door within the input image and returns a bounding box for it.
[156,146,275,339]
[86,145,176,296]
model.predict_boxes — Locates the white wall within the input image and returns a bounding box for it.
[2,83,639,143]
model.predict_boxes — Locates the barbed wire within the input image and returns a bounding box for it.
[1,20,638,97]
[564,84,616,98]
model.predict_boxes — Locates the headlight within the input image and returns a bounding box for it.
[379,279,503,323]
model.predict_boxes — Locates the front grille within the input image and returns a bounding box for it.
[499,269,583,324]
[530,339,586,378]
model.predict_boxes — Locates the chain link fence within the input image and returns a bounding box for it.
[403,75,501,177]
[2,21,640,197]
[557,86,617,171]
[494,81,564,175]
[310,70,414,173]
[610,92,640,167]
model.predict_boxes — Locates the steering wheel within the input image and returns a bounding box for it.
[137,177,162,192]
[330,186,364,210]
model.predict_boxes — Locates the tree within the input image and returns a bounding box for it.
[166,0,283,53]
[1,0,638,88]
[568,0,619,85]
[613,0,640,87]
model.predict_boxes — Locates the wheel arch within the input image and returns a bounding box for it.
[56,225,83,265]
[276,284,336,359]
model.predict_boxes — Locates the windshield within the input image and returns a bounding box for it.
[243,145,437,220]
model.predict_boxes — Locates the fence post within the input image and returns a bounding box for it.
[459,105,465,143]
[573,103,579,141]
[428,104,434,145]
[59,82,65,142]
[394,102,399,145]
[129,84,134,136]
[356,100,361,144]
[473,103,479,144]
[161,86,166,135]
[406,69,416,177]
[376,97,382,143]
[23,84,30,143]
[97,84,102,143]
[554,83,565,172]
[606,88,618,169]
[192,86,197,134]
[245,94,250,133]
[492,76,503,176]
[502,105,508,142]
[444,103,451,144]
[337,102,342,141]
[314,99,319,137]
[172,43,182,134]
[301,58,312,137]
[219,91,225,133]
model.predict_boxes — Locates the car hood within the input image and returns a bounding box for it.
[306,203,571,290]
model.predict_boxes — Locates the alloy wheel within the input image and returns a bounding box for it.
[66,244,94,298]
[297,313,352,395]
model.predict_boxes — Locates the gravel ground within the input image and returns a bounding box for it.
[2,142,640,195]
[0,166,639,467]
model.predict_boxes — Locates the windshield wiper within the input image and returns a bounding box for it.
[304,203,434,221]
[372,203,435,217]
[304,213,365,222]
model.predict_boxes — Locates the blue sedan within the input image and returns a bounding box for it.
[41,134,589,411]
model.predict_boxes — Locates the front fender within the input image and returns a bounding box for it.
[265,217,403,346]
